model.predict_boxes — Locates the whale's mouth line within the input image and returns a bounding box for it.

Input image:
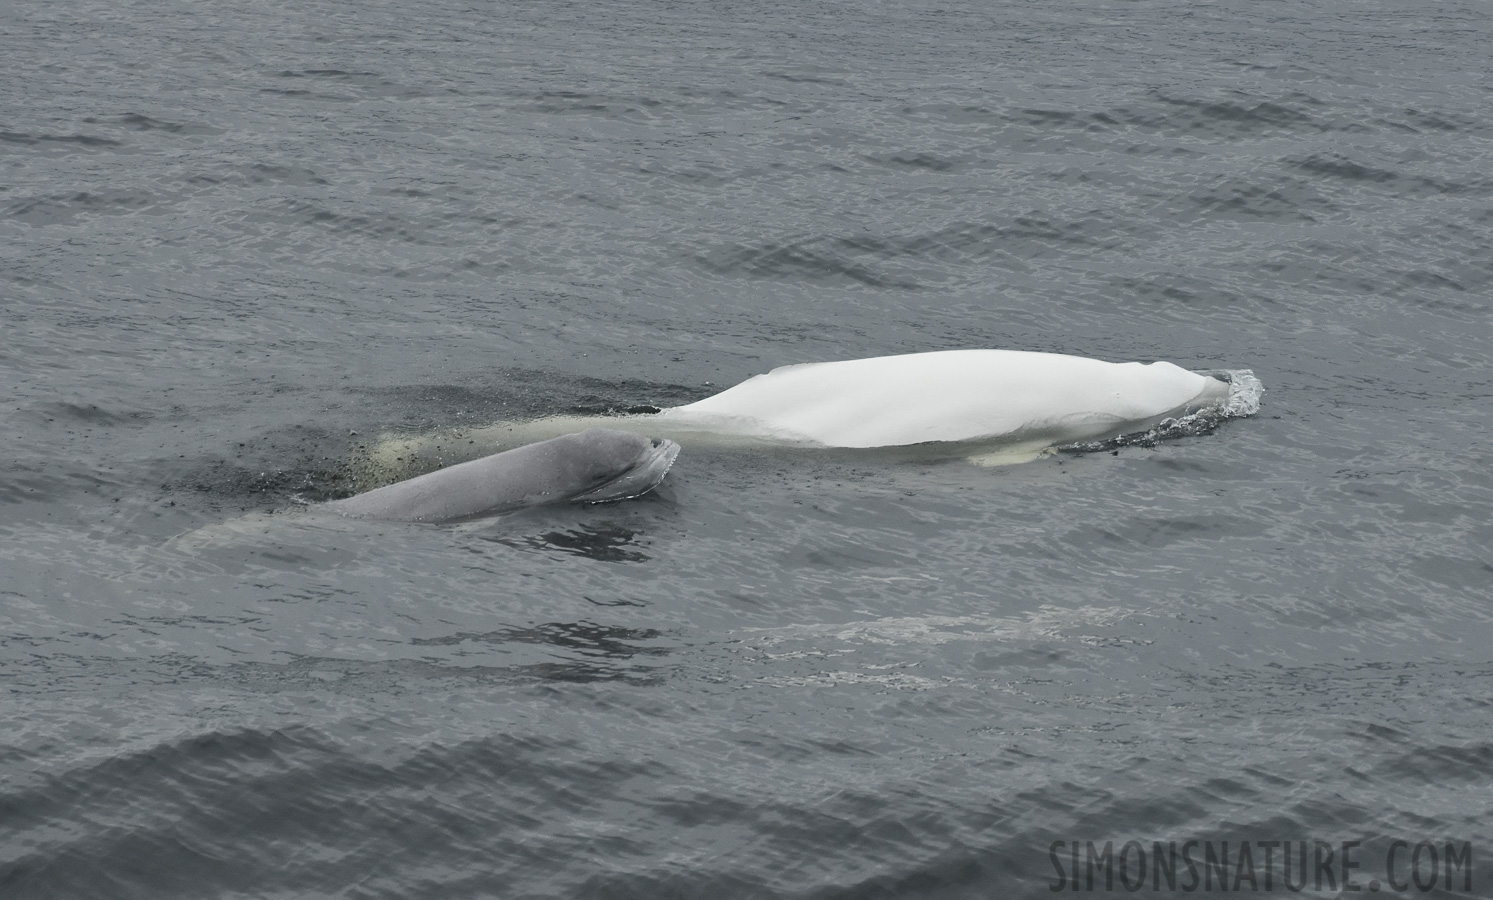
[570,438,681,505]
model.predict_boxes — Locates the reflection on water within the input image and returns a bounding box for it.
[413,620,671,659]
[484,523,652,563]
[412,621,675,683]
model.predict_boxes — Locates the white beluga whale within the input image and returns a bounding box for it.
[656,349,1240,449]
[359,350,1261,474]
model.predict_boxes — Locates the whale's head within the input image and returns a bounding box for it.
[555,429,681,504]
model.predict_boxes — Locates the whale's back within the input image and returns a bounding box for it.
[326,428,679,522]
[660,349,1222,448]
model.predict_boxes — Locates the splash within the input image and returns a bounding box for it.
[1060,369,1263,454]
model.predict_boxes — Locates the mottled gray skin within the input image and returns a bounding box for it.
[326,429,679,523]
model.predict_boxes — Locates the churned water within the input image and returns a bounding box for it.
[2,0,1490,897]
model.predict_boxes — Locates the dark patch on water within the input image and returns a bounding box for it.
[159,424,362,508]
[413,620,672,658]
[485,523,654,563]
[28,402,154,426]
[698,237,923,289]
[0,131,122,149]
[165,460,356,507]
[5,190,159,226]
[1149,92,1326,137]
[867,151,960,172]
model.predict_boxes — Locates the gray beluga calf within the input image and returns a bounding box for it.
[165,429,676,553]
[327,428,679,523]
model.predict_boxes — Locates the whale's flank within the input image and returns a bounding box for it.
[326,428,679,523]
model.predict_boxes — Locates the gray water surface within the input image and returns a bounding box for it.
[3,0,1491,897]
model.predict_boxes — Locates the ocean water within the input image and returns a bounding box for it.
[2,0,1491,897]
